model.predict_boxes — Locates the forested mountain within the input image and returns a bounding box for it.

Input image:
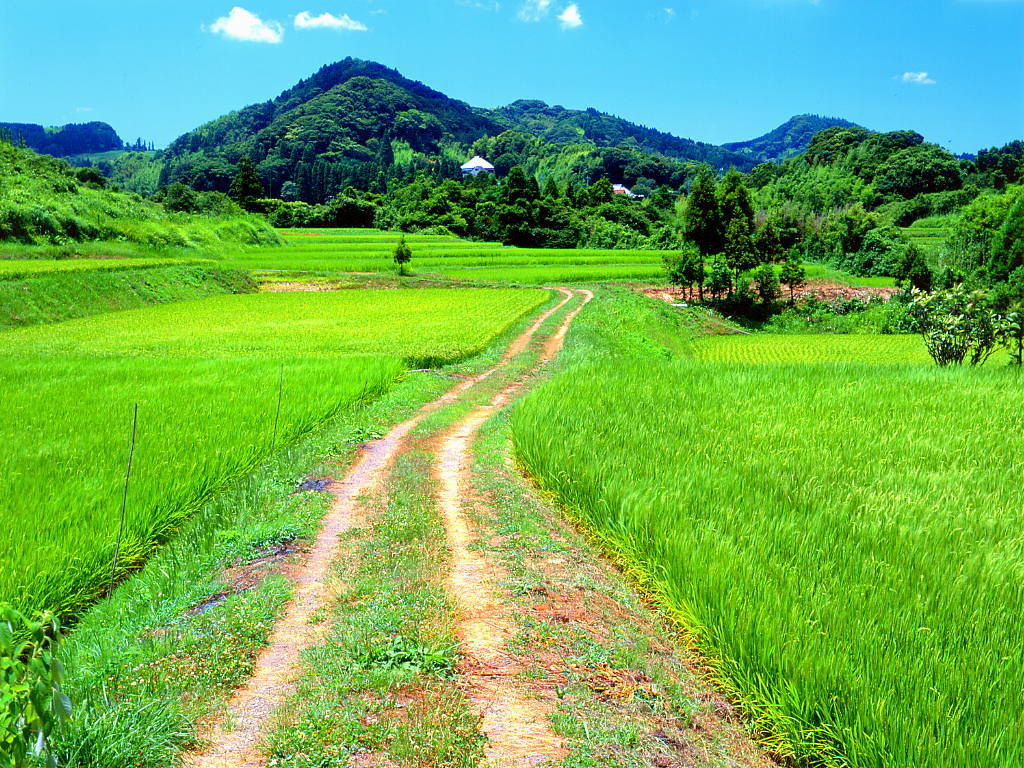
[482,100,756,171]
[159,58,759,201]
[161,59,504,197]
[724,115,861,163]
[0,121,123,157]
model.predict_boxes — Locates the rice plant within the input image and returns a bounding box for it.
[513,294,1024,768]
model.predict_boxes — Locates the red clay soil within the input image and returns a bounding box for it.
[644,279,897,306]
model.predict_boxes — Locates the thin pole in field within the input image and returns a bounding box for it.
[271,364,284,450]
[108,403,138,597]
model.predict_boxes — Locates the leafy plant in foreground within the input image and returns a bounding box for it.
[0,605,70,767]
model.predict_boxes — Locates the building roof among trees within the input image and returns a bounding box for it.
[461,155,495,171]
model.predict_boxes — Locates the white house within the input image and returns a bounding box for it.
[460,156,495,178]
[612,183,639,199]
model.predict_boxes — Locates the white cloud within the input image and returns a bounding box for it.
[518,0,551,21]
[75,106,94,113]
[207,7,284,43]
[294,11,368,30]
[663,7,676,17]
[558,3,583,28]
[901,71,937,85]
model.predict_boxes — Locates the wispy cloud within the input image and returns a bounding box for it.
[207,7,284,43]
[518,0,552,21]
[900,71,937,85]
[294,11,368,30]
[75,106,95,113]
[558,3,583,28]
[459,0,501,9]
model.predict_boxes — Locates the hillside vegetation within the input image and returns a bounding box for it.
[0,142,279,248]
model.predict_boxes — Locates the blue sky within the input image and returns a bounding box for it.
[1,0,1022,154]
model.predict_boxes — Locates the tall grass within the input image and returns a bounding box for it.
[513,291,1024,768]
[0,355,399,623]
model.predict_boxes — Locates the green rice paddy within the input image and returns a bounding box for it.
[0,287,546,623]
[514,297,1024,768]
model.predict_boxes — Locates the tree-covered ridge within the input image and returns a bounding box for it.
[0,122,123,157]
[723,114,862,163]
[483,99,756,171]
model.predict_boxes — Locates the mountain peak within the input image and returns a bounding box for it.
[723,114,863,163]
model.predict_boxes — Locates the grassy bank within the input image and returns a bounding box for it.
[0,265,256,328]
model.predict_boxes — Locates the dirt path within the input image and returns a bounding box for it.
[435,289,593,767]
[185,289,577,768]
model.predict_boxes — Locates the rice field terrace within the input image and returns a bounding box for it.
[0,256,208,279]
[901,218,951,257]
[513,292,1024,768]
[218,227,672,284]
[0,287,546,624]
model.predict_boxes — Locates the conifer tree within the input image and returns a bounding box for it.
[683,168,723,257]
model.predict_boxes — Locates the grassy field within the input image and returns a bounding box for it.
[1,288,546,366]
[219,228,672,283]
[513,291,1024,768]
[0,287,547,624]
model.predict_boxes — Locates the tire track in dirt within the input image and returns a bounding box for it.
[184,289,576,768]
[436,289,593,767]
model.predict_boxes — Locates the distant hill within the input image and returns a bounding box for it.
[483,99,756,171]
[723,114,862,163]
[162,58,504,195]
[0,121,123,157]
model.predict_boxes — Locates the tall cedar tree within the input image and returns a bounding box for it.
[682,168,723,257]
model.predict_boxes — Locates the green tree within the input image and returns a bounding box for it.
[754,219,784,264]
[708,259,732,298]
[717,168,755,229]
[663,242,705,301]
[751,263,780,305]
[682,168,722,257]
[723,218,757,289]
[895,244,933,291]
[779,258,807,304]
[987,194,1024,281]
[586,177,614,206]
[393,235,412,275]
[908,286,1001,366]
[228,158,265,207]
